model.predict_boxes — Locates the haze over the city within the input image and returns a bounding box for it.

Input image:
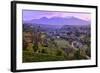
[23,10,91,21]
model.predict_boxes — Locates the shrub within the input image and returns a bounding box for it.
[41,49,47,54]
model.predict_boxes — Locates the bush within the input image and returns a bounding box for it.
[86,48,91,57]
[56,50,62,56]
[41,49,47,53]
[33,45,38,52]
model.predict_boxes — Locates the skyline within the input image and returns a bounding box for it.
[23,10,91,21]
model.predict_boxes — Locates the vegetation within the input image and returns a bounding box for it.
[23,24,91,63]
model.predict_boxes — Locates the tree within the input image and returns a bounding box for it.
[56,50,62,56]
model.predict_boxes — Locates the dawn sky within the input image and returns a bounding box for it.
[23,10,91,21]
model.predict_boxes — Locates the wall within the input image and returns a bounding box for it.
[0,0,99,73]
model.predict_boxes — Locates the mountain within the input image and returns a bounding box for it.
[23,16,90,26]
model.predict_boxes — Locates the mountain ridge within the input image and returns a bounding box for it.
[23,16,90,25]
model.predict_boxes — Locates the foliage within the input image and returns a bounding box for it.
[23,51,66,62]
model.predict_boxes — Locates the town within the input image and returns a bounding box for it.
[23,23,91,62]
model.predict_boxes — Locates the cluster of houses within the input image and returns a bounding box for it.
[23,24,90,59]
[45,25,90,48]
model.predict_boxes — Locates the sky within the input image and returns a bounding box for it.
[22,10,91,21]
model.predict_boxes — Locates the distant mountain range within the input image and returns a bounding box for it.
[23,17,90,26]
